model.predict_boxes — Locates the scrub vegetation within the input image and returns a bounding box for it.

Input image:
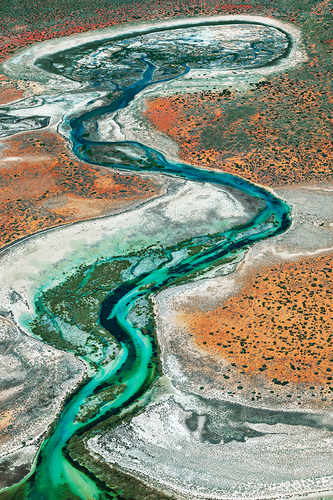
[185,253,333,392]
[0,131,160,249]
[30,258,132,357]
[145,70,333,186]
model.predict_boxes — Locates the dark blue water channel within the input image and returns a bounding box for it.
[1,26,292,500]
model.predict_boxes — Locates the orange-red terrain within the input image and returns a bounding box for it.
[0,77,24,104]
[179,253,333,387]
[0,130,160,249]
[0,0,255,63]
[144,68,333,187]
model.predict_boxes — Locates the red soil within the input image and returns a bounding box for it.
[0,130,160,248]
[144,71,333,186]
[180,254,333,387]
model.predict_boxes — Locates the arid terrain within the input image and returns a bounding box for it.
[0,1,333,499]
[0,129,161,248]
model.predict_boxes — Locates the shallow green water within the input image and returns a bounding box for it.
[0,21,292,500]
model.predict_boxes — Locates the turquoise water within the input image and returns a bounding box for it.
[0,24,292,500]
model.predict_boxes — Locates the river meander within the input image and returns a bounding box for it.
[1,20,293,500]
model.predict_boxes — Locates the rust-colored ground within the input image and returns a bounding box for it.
[0,84,24,105]
[144,68,333,186]
[0,0,255,63]
[0,75,25,105]
[0,130,160,248]
[180,253,333,387]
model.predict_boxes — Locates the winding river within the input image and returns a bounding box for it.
[1,21,292,500]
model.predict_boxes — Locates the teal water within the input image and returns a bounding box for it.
[0,24,292,500]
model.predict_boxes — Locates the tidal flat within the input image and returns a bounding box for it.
[0,11,331,500]
[81,183,333,499]
[87,390,333,500]
[0,175,255,483]
[0,177,253,325]
[0,315,85,489]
